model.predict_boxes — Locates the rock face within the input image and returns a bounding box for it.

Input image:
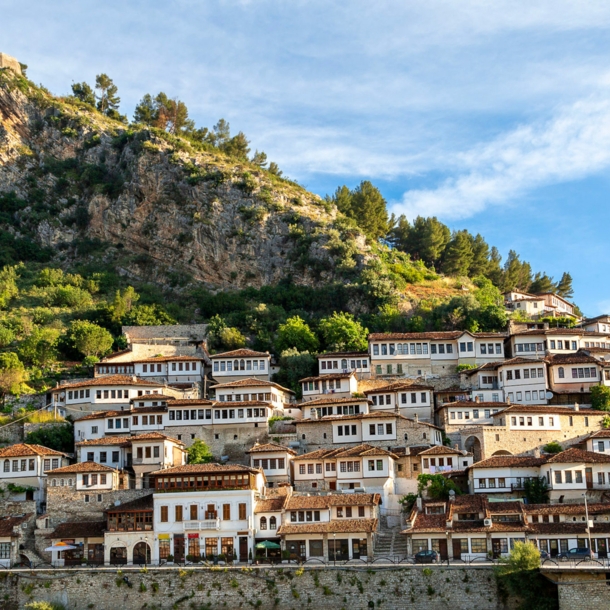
[0,70,370,292]
[0,53,21,75]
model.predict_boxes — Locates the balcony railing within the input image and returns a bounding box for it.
[183,519,221,531]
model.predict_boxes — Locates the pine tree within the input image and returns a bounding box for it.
[348,181,390,240]
[388,215,411,251]
[268,162,283,177]
[133,93,157,125]
[503,251,532,291]
[71,82,95,106]
[469,233,490,276]
[487,246,504,287]
[251,150,268,168]
[94,74,120,115]
[221,132,251,160]
[441,230,474,276]
[155,94,194,134]
[556,272,574,299]
[529,272,556,294]
[408,216,451,270]
[331,185,353,216]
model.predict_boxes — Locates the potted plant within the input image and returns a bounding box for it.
[166,554,174,565]
[218,553,226,565]
[281,550,290,564]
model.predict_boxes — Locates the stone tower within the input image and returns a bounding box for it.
[0,53,22,75]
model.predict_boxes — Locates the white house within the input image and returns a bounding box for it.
[300,372,358,402]
[579,314,610,334]
[317,352,371,378]
[363,381,434,422]
[509,329,610,359]
[417,445,473,474]
[246,442,296,487]
[498,357,549,404]
[132,356,205,386]
[300,396,371,420]
[149,464,266,562]
[210,349,271,382]
[47,461,120,492]
[211,378,295,411]
[0,443,69,510]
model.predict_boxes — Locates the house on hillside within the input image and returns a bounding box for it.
[210,349,271,383]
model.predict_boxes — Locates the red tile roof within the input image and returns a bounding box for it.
[0,444,67,458]
[545,448,610,464]
[148,463,260,476]
[0,514,33,537]
[49,521,106,539]
[210,378,293,393]
[285,493,380,510]
[471,455,547,469]
[48,461,117,474]
[364,381,433,393]
[316,352,369,359]
[51,375,166,391]
[277,518,378,535]
[300,396,370,406]
[209,349,269,358]
[246,442,297,455]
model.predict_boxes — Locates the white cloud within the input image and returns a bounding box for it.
[392,97,610,220]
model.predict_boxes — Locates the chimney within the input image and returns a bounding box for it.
[474,396,480,403]
[414,413,418,422]
[533,447,541,458]
[416,497,423,511]
[574,403,579,412]
[453,444,459,451]
[506,397,511,405]
[543,323,550,330]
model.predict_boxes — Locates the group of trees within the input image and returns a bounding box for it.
[71,75,282,175]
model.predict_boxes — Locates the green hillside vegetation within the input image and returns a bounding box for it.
[0,66,580,399]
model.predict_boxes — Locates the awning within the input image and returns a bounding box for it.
[255,540,281,549]
[45,542,77,552]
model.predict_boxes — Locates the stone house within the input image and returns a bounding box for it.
[253,487,291,555]
[317,351,371,378]
[45,521,106,566]
[0,513,34,567]
[299,372,358,402]
[0,443,69,511]
[149,463,266,563]
[246,442,296,487]
[368,331,506,378]
[295,412,443,453]
[277,493,380,561]
[210,349,271,383]
[363,380,434,422]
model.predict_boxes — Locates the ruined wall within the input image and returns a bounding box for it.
[0,564,518,610]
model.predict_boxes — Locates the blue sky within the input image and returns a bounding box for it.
[3,0,610,315]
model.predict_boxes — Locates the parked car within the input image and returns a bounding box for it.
[414,550,440,564]
[557,548,596,561]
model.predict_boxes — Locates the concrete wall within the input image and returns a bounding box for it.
[0,565,517,610]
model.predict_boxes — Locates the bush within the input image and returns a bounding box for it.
[591,385,610,411]
[542,441,562,454]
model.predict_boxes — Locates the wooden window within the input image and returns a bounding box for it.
[190,505,198,520]
[239,503,247,520]
[223,504,231,520]
[160,506,168,522]
[175,505,183,522]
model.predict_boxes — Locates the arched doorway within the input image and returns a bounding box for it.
[491,450,512,456]
[133,542,151,565]
[464,436,482,462]
[110,545,127,565]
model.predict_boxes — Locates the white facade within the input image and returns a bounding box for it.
[300,373,358,401]
[212,379,294,411]
[317,352,371,377]
[210,350,271,381]
[499,360,548,404]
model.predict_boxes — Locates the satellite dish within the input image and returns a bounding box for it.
[545,392,553,400]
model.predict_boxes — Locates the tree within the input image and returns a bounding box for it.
[110,286,139,323]
[416,473,461,500]
[71,82,96,106]
[0,325,14,348]
[187,440,213,464]
[523,477,549,504]
[591,385,610,411]
[469,234,490,277]
[441,230,474,277]
[388,215,411,251]
[25,423,74,453]
[542,441,562,454]
[319,312,368,352]
[268,162,283,177]
[503,250,532,292]
[0,352,27,403]
[95,74,120,115]
[123,304,176,326]
[68,320,113,358]
[154,93,194,134]
[272,349,317,397]
[276,316,319,353]
[221,132,251,161]
[556,272,574,299]
[529,273,556,294]
[251,150,268,168]
[207,315,247,351]
[18,327,60,367]
[0,265,19,308]
[487,246,504,287]
[133,93,157,125]
[405,216,451,269]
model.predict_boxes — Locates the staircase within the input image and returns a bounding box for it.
[373,525,408,560]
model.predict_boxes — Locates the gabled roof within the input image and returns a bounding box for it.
[49,521,106,539]
[130,432,184,445]
[246,442,297,455]
[364,381,433,393]
[48,461,117,474]
[133,355,204,364]
[167,399,215,406]
[51,375,166,391]
[148,463,260,476]
[300,396,370,406]
[316,352,369,359]
[297,411,442,429]
[437,401,509,410]
[75,437,132,447]
[545,448,610,464]
[586,430,610,439]
[209,349,269,359]
[130,393,176,402]
[277,518,378,535]
[210,378,293,393]
[299,373,355,383]
[0,444,67,458]
[0,514,33,537]
[292,444,397,461]
[285,493,380,510]
[417,445,467,456]
[497,405,599,416]
[255,495,289,513]
[546,353,600,365]
[470,455,547,469]
[105,494,154,513]
[368,331,506,341]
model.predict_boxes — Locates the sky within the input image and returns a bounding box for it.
[2,0,610,315]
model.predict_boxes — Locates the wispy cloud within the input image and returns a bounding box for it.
[392,97,610,220]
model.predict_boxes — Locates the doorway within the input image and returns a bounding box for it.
[174,535,185,562]
[239,537,248,562]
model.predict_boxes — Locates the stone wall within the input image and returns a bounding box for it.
[0,565,518,610]
[45,487,152,528]
[552,571,610,609]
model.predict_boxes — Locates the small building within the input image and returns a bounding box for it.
[416,445,473,474]
[246,442,296,487]
[253,488,291,557]
[46,521,106,566]
[363,381,434,422]
[300,396,371,420]
[211,378,295,411]
[468,455,547,498]
[0,513,34,567]
[210,349,271,383]
[300,372,358,402]
[317,352,371,378]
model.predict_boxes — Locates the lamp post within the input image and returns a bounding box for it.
[583,492,593,555]
[333,533,336,566]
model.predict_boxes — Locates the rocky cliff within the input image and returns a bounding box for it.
[0,68,372,293]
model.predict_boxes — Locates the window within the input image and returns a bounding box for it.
[175,505,183,522]
[565,471,573,484]
[260,516,267,530]
[554,471,562,484]
[470,539,487,553]
[558,367,565,379]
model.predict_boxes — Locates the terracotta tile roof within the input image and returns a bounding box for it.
[129,432,184,445]
[99,349,133,362]
[131,393,176,402]
[285,493,380,510]
[438,401,509,409]
[49,521,106,539]
[255,497,288,513]
[546,353,600,365]
[364,381,433,393]
[513,328,608,337]
[471,455,547,469]
[209,349,269,358]
[148,463,260,476]
[74,410,117,421]
[0,443,67,458]
[209,401,272,408]
[317,352,369,359]
[417,446,466,456]
[167,399,215,406]
[211,378,293,393]
[51,375,165,391]
[496,405,600,416]
[299,372,355,383]
[586,430,610,439]
[129,406,167,414]
[300,396,370,406]
[0,514,33,537]
[48,461,117,474]
[369,332,463,341]
[105,494,154,513]
[524,502,610,515]
[277,518,378,535]
[292,444,396,461]
[75,437,132,447]
[545,448,610,464]
[297,411,441,429]
[246,442,297,455]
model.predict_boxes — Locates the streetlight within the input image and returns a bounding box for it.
[333,533,336,566]
[582,492,593,555]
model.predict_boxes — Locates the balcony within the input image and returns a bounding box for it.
[183,519,220,531]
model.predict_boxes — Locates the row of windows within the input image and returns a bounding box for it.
[340,460,360,472]
[303,379,345,391]
[258,516,277,530]
[85,451,121,463]
[372,343,430,356]
[337,506,366,517]
[423,457,453,468]
[68,389,90,400]
[160,503,248,522]
[320,359,368,370]
[506,390,543,401]
[2,459,35,472]
[67,388,163,401]
[430,343,454,355]
[515,343,544,353]
[107,418,129,429]
[504,368,544,381]
[82,473,108,486]
[219,393,273,401]
[336,425,358,437]
[167,408,267,421]
[554,470,584,484]
[370,392,428,406]
[252,458,286,470]
[479,344,503,355]
[557,367,598,379]
[132,415,164,426]
[549,340,578,350]
[97,365,133,374]
[510,416,556,427]
[449,408,499,420]
[49,477,73,486]
[213,360,266,372]
[584,341,609,348]
[96,389,129,399]
[141,362,197,372]
[312,405,362,417]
